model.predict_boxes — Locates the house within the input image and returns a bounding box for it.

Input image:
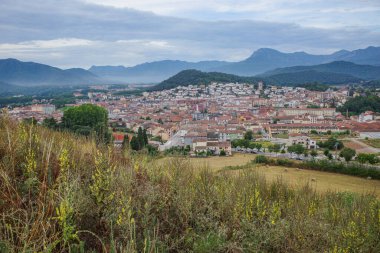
[207,141,232,155]
[358,111,374,122]
[31,104,56,115]
[113,133,125,147]
[290,135,317,149]
[192,140,232,156]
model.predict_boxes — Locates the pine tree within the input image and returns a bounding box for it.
[130,136,140,151]
[143,129,148,146]
[137,127,144,149]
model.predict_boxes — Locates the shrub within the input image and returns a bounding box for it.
[254,155,269,163]
[356,153,380,164]
[339,147,356,162]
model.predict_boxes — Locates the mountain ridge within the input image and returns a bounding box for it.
[151,60,378,90]
[260,61,380,80]
[0,58,102,87]
[89,46,380,83]
[1,46,379,87]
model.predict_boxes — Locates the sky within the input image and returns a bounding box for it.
[0,0,379,68]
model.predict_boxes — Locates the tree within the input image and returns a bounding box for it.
[310,150,318,158]
[324,149,330,157]
[23,117,37,125]
[157,118,164,124]
[273,144,281,153]
[130,136,140,151]
[339,148,356,162]
[143,129,149,146]
[318,137,343,150]
[338,95,380,115]
[244,130,253,140]
[62,104,110,143]
[254,155,268,163]
[137,127,144,149]
[288,144,305,155]
[220,149,226,156]
[310,130,318,135]
[269,144,281,154]
[42,117,58,129]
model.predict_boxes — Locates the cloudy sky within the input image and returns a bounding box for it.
[0,0,379,68]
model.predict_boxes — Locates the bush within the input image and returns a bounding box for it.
[254,155,269,163]
[339,147,356,162]
[356,153,380,164]
[318,137,344,150]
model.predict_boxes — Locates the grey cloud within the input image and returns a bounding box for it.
[0,0,379,67]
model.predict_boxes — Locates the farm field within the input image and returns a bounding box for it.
[361,138,380,148]
[343,139,380,154]
[157,153,380,197]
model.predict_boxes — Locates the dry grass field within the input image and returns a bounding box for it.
[343,139,380,154]
[362,138,380,148]
[157,153,380,197]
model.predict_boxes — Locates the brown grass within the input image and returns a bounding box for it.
[362,139,380,148]
[158,153,380,197]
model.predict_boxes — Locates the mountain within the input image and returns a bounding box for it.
[264,70,361,85]
[261,61,380,80]
[150,69,261,91]
[152,67,364,91]
[89,60,229,83]
[90,46,380,82]
[214,48,328,76]
[0,81,16,94]
[331,46,380,66]
[1,46,378,87]
[0,59,102,86]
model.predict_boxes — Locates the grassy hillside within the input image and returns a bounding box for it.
[0,116,379,252]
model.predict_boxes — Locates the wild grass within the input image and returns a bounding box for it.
[0,116,379,252]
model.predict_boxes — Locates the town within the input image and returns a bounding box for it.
[6,81,380,159]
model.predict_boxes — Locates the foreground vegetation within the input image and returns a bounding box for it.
[0,117,379,252]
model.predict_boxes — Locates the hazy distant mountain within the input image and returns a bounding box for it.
[1,46,379,87]
[90,46,380,82]
[331,46,380,66]
[214,48,328,76]
[89,60,228,83]
[0,59,102,86]
[261,61,380,80]
[0,81,15,94]
[215,47,380,76]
